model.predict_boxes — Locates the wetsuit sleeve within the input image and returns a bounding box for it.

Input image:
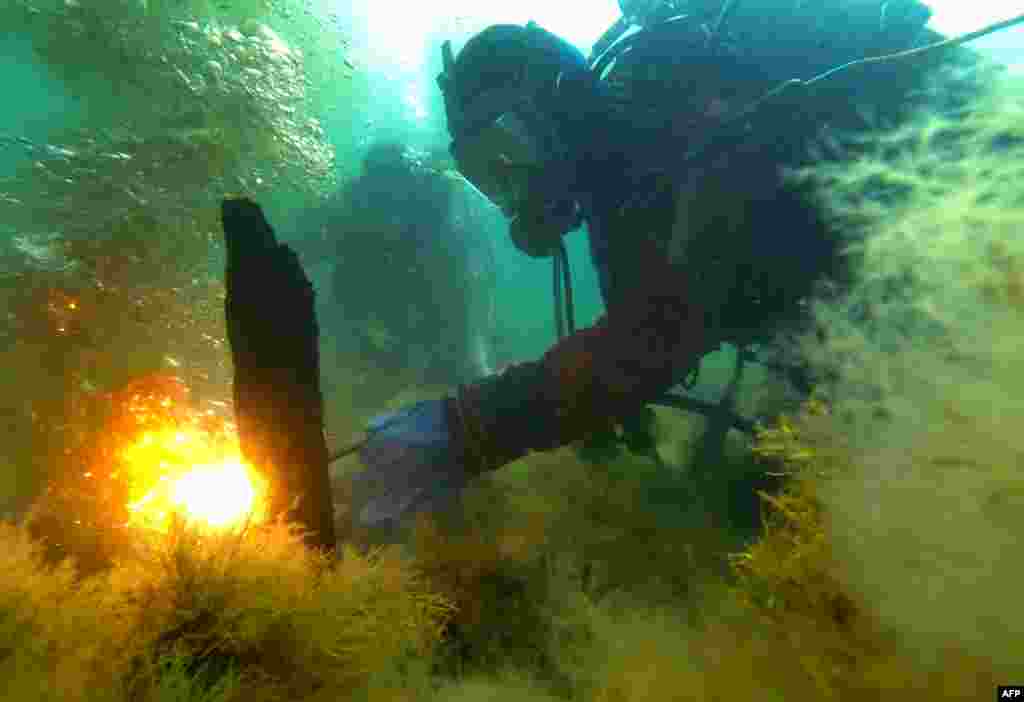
[447,196,708,474]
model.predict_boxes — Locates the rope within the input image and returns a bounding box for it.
[663,11,1024,171]
[690,12,1024,160]
[804,12,1024,88]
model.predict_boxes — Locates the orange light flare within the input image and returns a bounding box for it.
[122,425,269,534]
[99,373,269,534]
[43,288,83,336]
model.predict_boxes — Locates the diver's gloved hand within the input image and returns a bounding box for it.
[350,360,564,529]
[351,400,470,529]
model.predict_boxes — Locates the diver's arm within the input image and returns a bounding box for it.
[447,223,706,474]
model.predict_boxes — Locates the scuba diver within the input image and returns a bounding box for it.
[349,0,988,528]
[310,141,499,395]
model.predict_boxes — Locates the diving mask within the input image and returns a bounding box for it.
[449,101,580,255]
[450,111,545,217]
[452,112,581,257]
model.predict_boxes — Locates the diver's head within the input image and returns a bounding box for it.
[363,141,414,177]
[438,23,592,257]
[361,140,444,184]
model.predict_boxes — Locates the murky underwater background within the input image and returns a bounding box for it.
[0,1,1023,700]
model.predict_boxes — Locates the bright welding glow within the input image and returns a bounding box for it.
[122,425,268,533]
[170,460,258,528]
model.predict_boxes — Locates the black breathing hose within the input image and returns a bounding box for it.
[553,240,576,340]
